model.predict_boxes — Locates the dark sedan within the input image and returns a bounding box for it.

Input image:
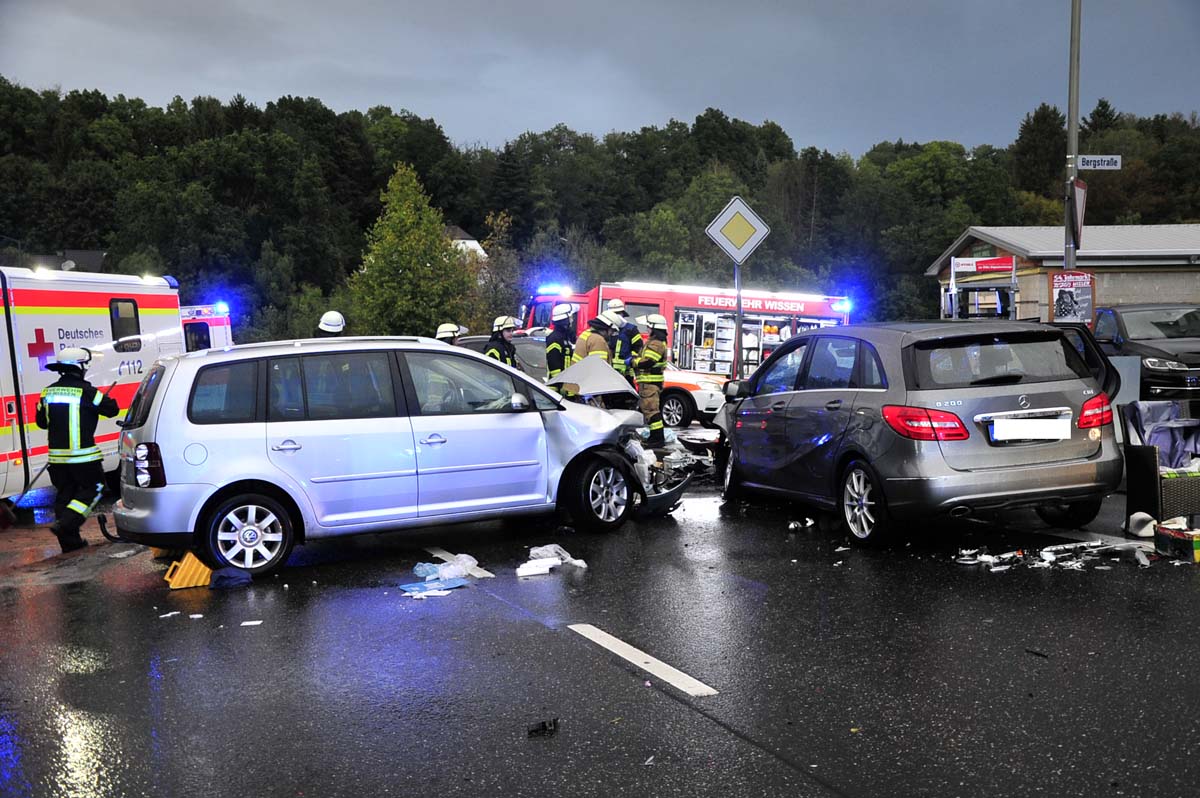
[1094,304,1200,401]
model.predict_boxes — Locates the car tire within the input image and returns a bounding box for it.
[202,493,296,575]
[566,457,633,533]
[661,390,695,429]
[719,443,743,502]
[1035,499,1103,529]
[839,460,891,545]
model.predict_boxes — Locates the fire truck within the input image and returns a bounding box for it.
[520,281,851,377]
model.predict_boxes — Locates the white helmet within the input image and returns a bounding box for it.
[638,313,669,332]
[435,323,459,341]
[606,298,628,316]
[318,310,345,334]
[50,347,93,372]
[551,303,574,322]
[599,310,624,331]
[492,315,518,333]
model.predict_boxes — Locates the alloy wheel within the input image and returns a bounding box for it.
[215,503,286,570]
[661,396,685,427]
[843,467,877,540]
[588,466,629,523]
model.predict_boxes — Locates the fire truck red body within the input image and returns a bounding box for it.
[521,281,850,377]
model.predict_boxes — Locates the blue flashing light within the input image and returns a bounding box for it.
[831,299,852,314]
[214,301,230,315]
[536,284,574,298]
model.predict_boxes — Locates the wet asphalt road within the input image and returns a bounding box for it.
[1,485,1197,798]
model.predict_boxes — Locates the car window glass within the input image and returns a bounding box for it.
[110,298,142,353]
[189,361,258,424]
[515,339,548,378]
[407,352,518,415]
[184,322,211,352]
[912,333,1090,389]
[858,342,887,389]
[302,352,397,420]
[802,337,857,390]
[755,341,807,395]
[531,390,558,410]
[268,358,305,421]
[1094,311,1117,340]
[1119,308,1200,340]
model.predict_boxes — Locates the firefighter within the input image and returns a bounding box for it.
[316,310,346,338]
[35,348,120,553]
[572,311,619,364]
[435,323,461,345]
[634,314,670,447]
[484,315,520,367]
[607,299,645,384]
[545,304,575,393]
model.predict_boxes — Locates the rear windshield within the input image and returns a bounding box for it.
[122,364,165,430]
[908,332,1091,390]
[1119,307,1200,340]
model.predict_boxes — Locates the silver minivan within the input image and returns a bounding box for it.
[113,337,690,573]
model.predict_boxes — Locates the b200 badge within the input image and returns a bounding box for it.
[934,401,963,407]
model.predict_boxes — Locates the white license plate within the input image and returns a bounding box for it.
[992,417,1071,441]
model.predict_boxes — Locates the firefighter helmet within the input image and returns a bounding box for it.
[599,310,624,330]
[492,315,518,333]
[52,347,93,369]
[435,323,459,341]
[638,313,669,332]
[551,303,574,322]
[318,310,345,334]
[606,298,628,316]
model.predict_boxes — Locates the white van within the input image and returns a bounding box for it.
[0,267,184,499]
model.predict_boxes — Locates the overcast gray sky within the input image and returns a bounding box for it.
[2,0,1197,155]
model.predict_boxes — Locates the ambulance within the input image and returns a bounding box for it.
[181,303,234,351]
[0,267,184,501]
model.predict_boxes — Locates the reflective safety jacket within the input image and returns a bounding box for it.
[545,326,574,380]
[571,329,611,364]
[634,338,668,384]
[612,322,645,375]
[484,335,518,368]
[35,373,120,464]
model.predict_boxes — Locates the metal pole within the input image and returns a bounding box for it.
[734,262,744,379]
[1064,0,1082,272]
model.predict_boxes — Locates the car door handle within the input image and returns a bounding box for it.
[271,440,302,452]
[825,399,843,410]
[770,401,787,411]
[419,434,447,446]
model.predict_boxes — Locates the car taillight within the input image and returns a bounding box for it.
[882,405,970,441]
[133,442,167,488]
[1078,392,1113,428]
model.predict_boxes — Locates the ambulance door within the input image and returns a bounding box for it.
[0,270,23,496]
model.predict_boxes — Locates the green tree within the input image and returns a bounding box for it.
[1011,103,1066,196]
[1082,98,1120,139]
[349,163,471,335]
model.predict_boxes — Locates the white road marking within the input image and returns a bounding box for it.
[240,620,263,627]
[425,546,494,578]
[568,623,718,697]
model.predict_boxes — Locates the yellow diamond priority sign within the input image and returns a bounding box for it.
[706,196,770,264]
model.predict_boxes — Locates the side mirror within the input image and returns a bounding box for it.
[724,380,750,400]
[511,392,531,411]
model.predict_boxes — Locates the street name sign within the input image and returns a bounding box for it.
[1078,155,1122,170]
[706,196,770,265]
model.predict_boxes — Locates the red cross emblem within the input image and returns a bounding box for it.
[27,328,56,371]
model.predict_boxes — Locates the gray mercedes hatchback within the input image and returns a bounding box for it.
[716,322,1123,543]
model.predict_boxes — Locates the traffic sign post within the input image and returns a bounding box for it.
[706,197,770,379]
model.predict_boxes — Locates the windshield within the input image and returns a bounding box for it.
[909,332,1091,390]
[1119,308,1200,340]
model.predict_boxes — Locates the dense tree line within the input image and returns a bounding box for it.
[1,75,1197,338]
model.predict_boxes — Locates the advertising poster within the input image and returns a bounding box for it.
[1050,271,1094,324]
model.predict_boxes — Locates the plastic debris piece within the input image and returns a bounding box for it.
[158,611,180,619]
[1042,540,1105,554]
[189,614,203,619]
[1135,549,1151,568]
[527,719,559,738]
[529,544,587,569]
[240,620,262,627]
[956,557,979,565]
[1173,560,1190,567]
[850,728,861,733]
[989,565,1011,573]
[516,557,561,577]
[1161,516,1189,530]
[1093,566,1113,570]
[1025,648,1050,659]
[414,553,479,582]
[833,561,844,567]
[788,519,815,531]
[644,756,655,766]
[1029,561,1052,569]
[405,590,452,599]
[399,577,470,594]
[1060,560,1085,570]
[791,559,798,564]
[1041,550,1057,562]
[977,554,997,564]
[108,548,140,559]
[834,546,850,553]
[959,548,981,557]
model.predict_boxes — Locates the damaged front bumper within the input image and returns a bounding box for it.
[596,434,699,519]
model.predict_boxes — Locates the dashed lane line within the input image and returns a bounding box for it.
[568,623,719,697]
